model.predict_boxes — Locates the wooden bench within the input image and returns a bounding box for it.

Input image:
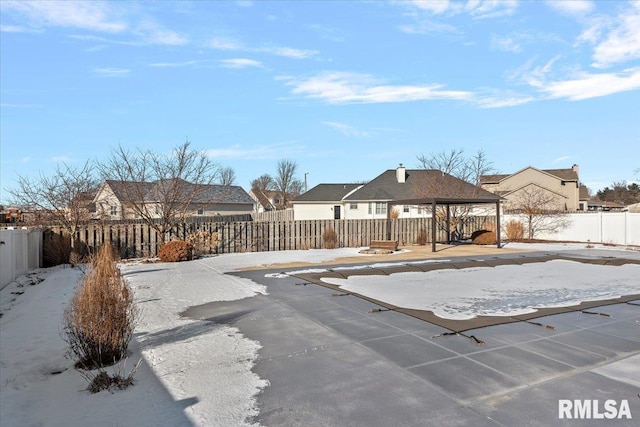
[369,240,399,251]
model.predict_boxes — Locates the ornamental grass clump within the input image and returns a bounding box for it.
[471,229,497,245]
[505,219,524,241]
[322,227,338,249]
[63,244,138,370]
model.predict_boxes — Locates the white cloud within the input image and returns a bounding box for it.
[545,0,594,16]
[259,46,318,59]
[491,35,521,53]
[541,67,640,100]
[209,37,317,59]
[1,0,127,33]
[400,0,518,19]
[209,37,244,50]
[2,1,187,46]
[283,71,472,104]
[508,56,560,88]
[322,121,370,138]
[474,94,535,108]
[220,58,263,69]
[591,2,640,68]
[92,67,131,77]
[148,60,199,68]
[406,0,451,14]
[553,156,571,163]
[0,24,33,33]
[398,18,459,34]
[465,0,518,19]
[135,21,188,46]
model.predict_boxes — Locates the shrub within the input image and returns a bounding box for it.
[505,219,524,241]
[63,244,138,370]
[322,227,338,249]
[416,228,427,246]
[158,240,194,262]
[389,208,400,219]
[471,230,497,245]
[186,230,219,257]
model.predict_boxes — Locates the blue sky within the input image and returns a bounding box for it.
[1,0,639,203]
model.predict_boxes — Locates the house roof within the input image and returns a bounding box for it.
[480,167,579,184]
[344,169,500,201]
[588,199,626,208]
[294,184,362,203]
[579,185,590,201]
[103,179,254,205]
[251,189,275,210]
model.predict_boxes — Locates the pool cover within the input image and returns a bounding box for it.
[290,255,640,333]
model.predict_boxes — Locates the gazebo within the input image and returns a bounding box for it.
[388,196,502,252]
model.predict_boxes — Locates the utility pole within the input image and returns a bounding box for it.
[304,172,308,193]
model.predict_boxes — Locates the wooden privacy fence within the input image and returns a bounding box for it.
[44,216,496,259]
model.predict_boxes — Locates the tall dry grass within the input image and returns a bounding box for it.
[63,244,138,369]
[322,227,338,249]
[505,219,524,241]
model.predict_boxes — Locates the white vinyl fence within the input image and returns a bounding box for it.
[0,228,42,290]
[503,212,640,246]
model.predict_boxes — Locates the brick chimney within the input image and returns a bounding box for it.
[572,164,579,177]
[396,163,406,183]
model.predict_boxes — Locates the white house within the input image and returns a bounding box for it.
[293,164,499,220]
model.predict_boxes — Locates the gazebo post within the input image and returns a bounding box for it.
[496,200,501,249]
[446,204,451,244]
[431,199,437,252]
[386,201,392,240]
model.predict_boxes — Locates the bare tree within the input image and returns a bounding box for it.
[417,148,494,185]
[415,148,496,239]
[506,186,571,239]
[8,160,98,250]
[273,159,301,209]
[250,174,275,192]
[218,167,236,186]
[99,141,218,243]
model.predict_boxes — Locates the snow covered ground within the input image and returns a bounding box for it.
[1,244,638,426]
[0,248,364,427]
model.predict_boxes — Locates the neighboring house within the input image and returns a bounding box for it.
[249,189,299,213]
[1,207,25,223]
[579,185,590,212]
[627,202,640,213]
[93,179,255,220]
[293,164,498,220]
[292,184,363,220]
[587,199,627,212]
[480,165,582,212]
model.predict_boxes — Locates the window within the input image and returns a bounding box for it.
[368,202,372,214]
[375,202,387,215]
[350,203,358,210]
[197,208,204,215]
[110,205,117,216]
[403,205,409,213]
[417,207,424,215]
[155,205,160,215]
